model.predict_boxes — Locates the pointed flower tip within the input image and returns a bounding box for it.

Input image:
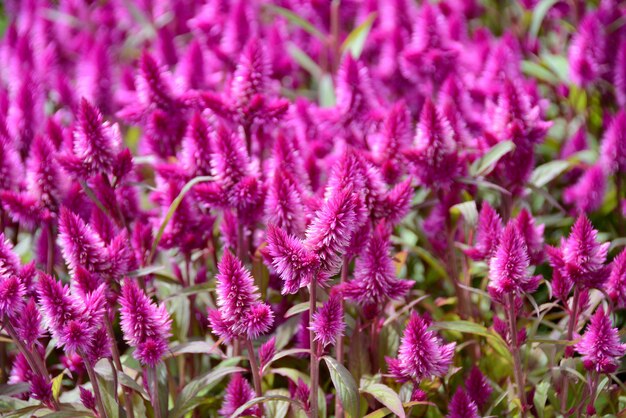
[310,294,345,348]
[575,307,626,374]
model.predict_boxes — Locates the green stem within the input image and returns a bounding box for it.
[104,317,135,418]
[81,352,107,418]
[309,280,319,418]
[505,294,527,416]
[246,339,263,398]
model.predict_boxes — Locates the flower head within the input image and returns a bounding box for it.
[599,111,626,175]
[344,223,413,308]
[563,164,607,214]
[388,313,455,382]
[575,307,626,374]
[569,13,605,87]
[465,202,502,261]
[607,249,626,309]
[488,223,540,299]
[219,374,259,417]
[265,225,319,295]
[119,279,172,366]
[465,366,492,410]
[514,208,545,265]
[58,208,111,276]
[310,294,345,348]
[447,389,479,418]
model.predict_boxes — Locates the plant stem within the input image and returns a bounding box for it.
[4,318,48,379]
[46,221,55,275]
[148,366,162,418]
[104,317,135,418]
[560,287,581,412]
[81,353,107,418]
[335,259,348,418]
[309,280,319,418]
[505,294,527,416]
[246,339,263,397]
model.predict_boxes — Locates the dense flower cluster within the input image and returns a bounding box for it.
[0,0,624,417]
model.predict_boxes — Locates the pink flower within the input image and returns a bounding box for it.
[219,374,259,417]
[465,202,503,261]
[488,223,540,299]
[563,164,607,214]
[513,208,545,265]
[607,249,626,309]
[310,294,345,348]
[387,313,455,382]
[569,13,605,87]
[465,366,492,410]
[119,279,172,366]
[575,307,626,374]
[265,225,319,295]
[447,389,479,418]
[344,223,413,308]
[208,251,274,341]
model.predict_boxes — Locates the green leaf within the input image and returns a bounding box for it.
[230,395,303,418]
[118,372,149,399]
[470,140,515,177]
[41,411,96,418]
[360,383,405,418]
[319,74,336,108]
[542,53,569,82]
[530,160,570,188]
[264,389,291,418]
[450,201,478,228]
[413,247,448,280]
[0,383,29,397]
[342,13,377,58]
[287,43,322,78]
[169,365,246,418]
[533,381,550,418]
[167,340,221,357]
[262,348,311,372]
[432,321,512,362]
[51,371,65,400]
[164,282,214,300]
[530,0,559,38]
[127,265,165,277]
[149,175,213,262]
[364,401,432,418]
[266,5,325,40]
[522,60,558,84]
[285,302,321,318]
[322,356,360,418]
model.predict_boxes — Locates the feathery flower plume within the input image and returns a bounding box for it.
[465,366,492,410]
[119,279,172,366]
[344,223,413,308]
[180,112,213,177]
[488,223,540,299]
[404,99,459,188]
[310,294,345,348]
[575,307,626,374]
[607,249,626,309]
[30,374,53,408]
[615,41,626,108]
[376,177,414,226]
[568,13,605,87]
[599,110,626,175]
[304,189,358,276]
[16,299,41,347]
[387,313,455,382]
[563,164,607,214]
[219,374,259,417]
[265,225,319,295]
[258,336,276,371]
[465,202,502,261]
[79,387,96,413]
[208,251,274,340]
[335,55,381,133]
[514,208,545,265]
[58,208,111,276]
[373,102,412,183]
[447,389,479,418]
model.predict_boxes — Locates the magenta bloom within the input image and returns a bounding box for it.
[488,223,541,299]
[513,208,545,265]
[563,164,607,214]
[387,313,455,382]
[258,336,276,371]
[447,389,479,418]
[265,169,307,238]
[119,279,172,366]
[568,13,605,87]
[575,307,626,374]
[607,249,626,309]
[465,366,492,410]
[219,374,258,417]
[344,223,413,308]
[304,189,358,276]
[548,215,609,291]
[310,294,345,348]
[464,202,502,261]
[599,111,626,175]
[404,99,459,188]
[208,251,274,341]
[265,225,319,295]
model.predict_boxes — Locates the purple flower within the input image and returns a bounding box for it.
[304,189,358,276]
[549,215,609,291]
[404,99,459,188]
[61,98,121,177]
[387,313,455,382]
[488,223,540,299]
[265,225,319,295]
[30,374,53,408]
[569,13,605,87]
[465,366,492,410]
[607,249,626,309]
[58,208,111,277]
[16,299,42,347]
[80,387,96,412]
[615,41,626,108]
[514,208,545,265]
[464,202,502,261]
[119,279,172,366]
[258,336,276,371]
[0,275,24,318]
[575,307,626,374]
[291,378,311,413]
[208,251,274,340]
[344,223,413,308]
[563,164,607,214]
[310,294,345,348]
[219,374,259,417]
[599,111,626,175]
[265,169,307,238]
[447,389,479,418]
[180,112,213,177]
[0,233,21,280]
